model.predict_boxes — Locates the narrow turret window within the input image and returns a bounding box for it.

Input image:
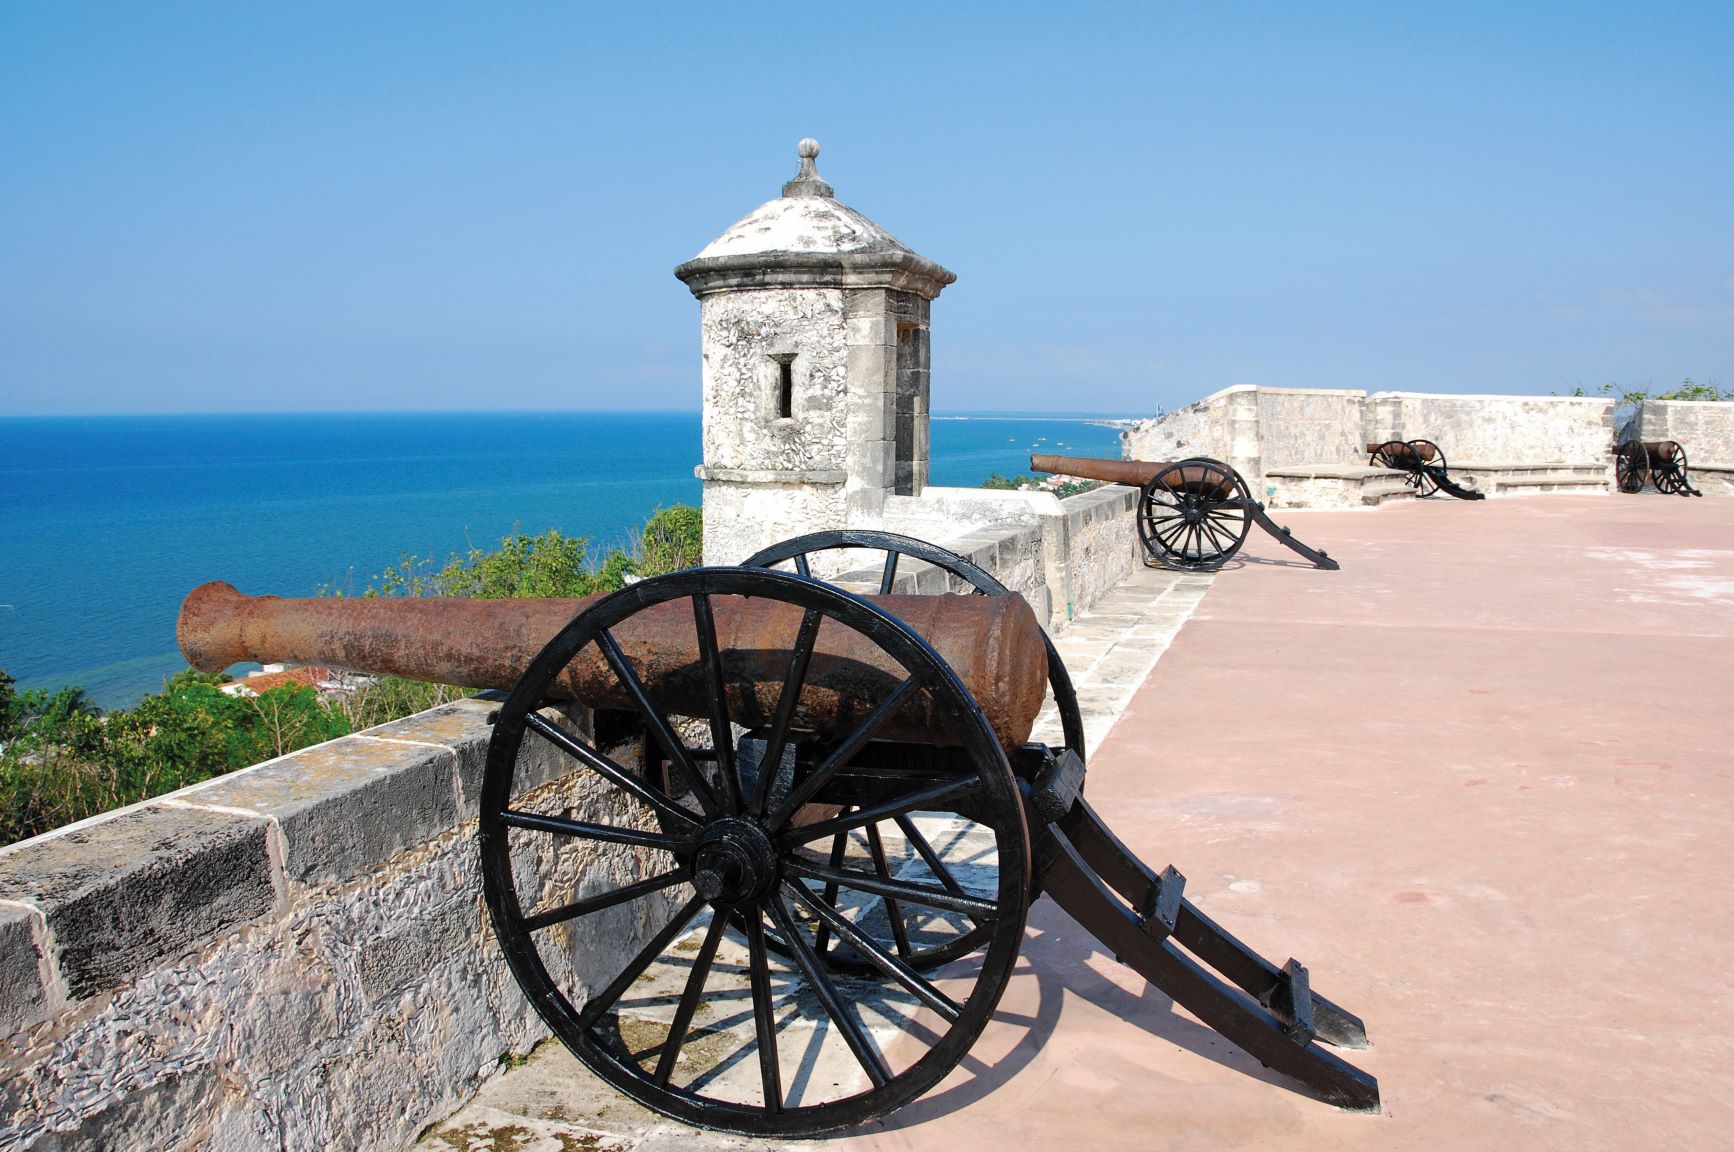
[776,357,795,419]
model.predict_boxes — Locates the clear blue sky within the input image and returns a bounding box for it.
[2,2,1729,416]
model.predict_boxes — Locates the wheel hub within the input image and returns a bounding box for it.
[692,818,777,907]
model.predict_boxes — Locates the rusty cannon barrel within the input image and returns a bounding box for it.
[1030,452,1237,500]
[1365,440,1439,466]
[178,581,1049,750]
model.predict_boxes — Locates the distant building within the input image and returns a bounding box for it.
[218,665,358,699]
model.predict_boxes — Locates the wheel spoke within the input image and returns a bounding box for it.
[501,809,688,852]
[895,813,970,897]
[652,912,729,1086]
[524,713,701,831]
[1194,517,1224,554]
[786,880,962,1023]
[878,550,900,595]
[766,675,920,829]
[782,858,1000,919]
[744,909,783,1113]
[522,866,692,932]
[751,607,824,815]
[1154,518,1189,551]
[864,822,913,958]
[597,629,722,818]
[766,894,892,1088]
[1205,519,1243,545]
[1199,517,1233,554]
[781,774,982,847]
[577,893,707,1030]
[690,594,742,814]
[1178,522,1199,558]
[811,826,850,957]
[1145,501,1184,525]
[792,553,811,578]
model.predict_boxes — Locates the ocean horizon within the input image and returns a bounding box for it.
[0,409,1135,708]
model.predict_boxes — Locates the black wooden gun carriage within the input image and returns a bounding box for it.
[178,532,1378,1137]
[1615,439,1703,496]
[1366,439,1485,500]
[1031,453,1340,572]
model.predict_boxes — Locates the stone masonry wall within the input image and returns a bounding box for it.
[881,486,1139,631]
[1121,387,1261,487]
[1122,389,1234,466]
[1366,393,1614,465]
[698,287,851,565]
[1049,486,1139,624]
[1628,400,1734,463]
[0,698,669,1152]
[698,289,848,474]
[700,479,849,566]
[1254,389,1366,468]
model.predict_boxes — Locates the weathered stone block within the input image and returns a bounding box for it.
[184,735,459,886]
[356,898,473,1004]
[27,1065,225,1152]
[364,695,577,818]
[845,343,892,390]
[0,805,276,1000]
[0,902,51,1037]
[845,315,890,346]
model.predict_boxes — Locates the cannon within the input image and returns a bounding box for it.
[1366,439,1485,500]
[1030,453,1340,571]
[178,532,1379,1136]
[1615,439,1702,497]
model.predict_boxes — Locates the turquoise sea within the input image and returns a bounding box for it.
[0,411,1128,707]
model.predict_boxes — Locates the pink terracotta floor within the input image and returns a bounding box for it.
[842,494,1734,1152]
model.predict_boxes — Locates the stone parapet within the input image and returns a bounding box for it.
[0,696,664,1152]
[1625,399,1734,463]
[1124,387,1619,505]
[881,484,1139,631]
[1367,392,1614,466]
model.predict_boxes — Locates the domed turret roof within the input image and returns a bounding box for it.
[675,140,954,300]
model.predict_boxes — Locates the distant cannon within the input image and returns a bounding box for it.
[1615,439,1702,497]
[1366,439,1485,500]
[1030,453,1340,571]
[177,531,1378,1136]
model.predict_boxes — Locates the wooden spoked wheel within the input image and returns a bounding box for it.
[1137,457,1253,571]
[1653,443,1688,495]
[1615,441,1648,493]
[1405,440,1446,498]
[479,568,1031,1137]
[741,529,1079,975]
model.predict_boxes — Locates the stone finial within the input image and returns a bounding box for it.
[781,137,834,199]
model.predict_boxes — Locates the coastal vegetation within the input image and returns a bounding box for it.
[981,472,1104,498]
[0,506,703,847]
[1555,378,1732,425]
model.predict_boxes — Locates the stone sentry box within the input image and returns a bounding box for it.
[676,139,956,565]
